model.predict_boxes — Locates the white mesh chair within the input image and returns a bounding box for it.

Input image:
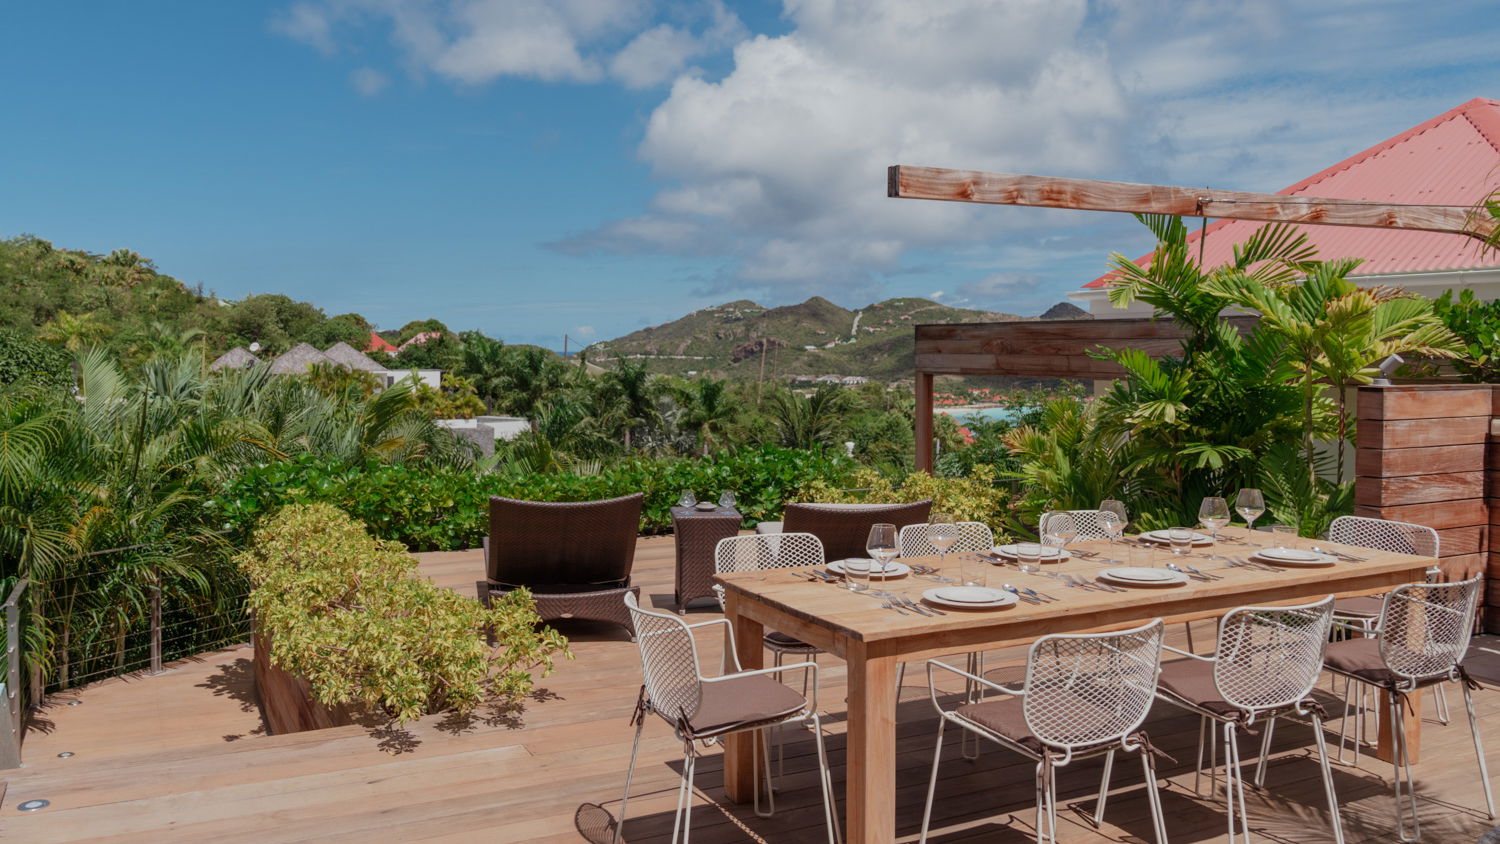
[1323,576,1492,842]
[919,619,1168,844]
[1039,510,1116,541]
[713,533,825,670]
[1325,516,1445,764]
[898,521,996,557]
[618,593,839,844]
[1154,596,1343,844]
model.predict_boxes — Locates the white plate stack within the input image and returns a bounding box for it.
[993,544,1072,562]
[1098,567,1189,587]
[1251,547,1336,567]
[1138,530,1214,546]
[921,586,1018,609]
[829,559,911,579]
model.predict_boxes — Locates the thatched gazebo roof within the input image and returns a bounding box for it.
[208,347,258,371]
[267,343,332,375]
[323,342,389,373]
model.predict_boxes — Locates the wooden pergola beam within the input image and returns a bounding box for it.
[889,165,1499,241]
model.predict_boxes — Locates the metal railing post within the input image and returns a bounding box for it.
[2,578,30,770]
[149,567,162,675]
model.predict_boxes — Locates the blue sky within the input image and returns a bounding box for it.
[4,1,1499,349]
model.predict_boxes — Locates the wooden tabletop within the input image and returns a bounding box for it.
[714,527,1436,660]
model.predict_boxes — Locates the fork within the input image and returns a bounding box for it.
[1074,573,1126,593]
[881,601,909,616]
[897,593,945,615]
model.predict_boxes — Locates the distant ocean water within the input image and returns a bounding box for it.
[938,406,1022,424]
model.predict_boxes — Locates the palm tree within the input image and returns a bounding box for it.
[767,384,848,450]
[601,360,656,449]
[38,310,113,352]
[458,333,508,413]
[498,346,566,431]
[678,377,736,456]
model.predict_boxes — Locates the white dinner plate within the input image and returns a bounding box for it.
[993,544,1072,562]
[1139,530,1213,546]
[1099,567,1189,586]
[693,501,719,511]
[828,559,911,579]
[922,587,1018,609]
[1252,547,1336,566]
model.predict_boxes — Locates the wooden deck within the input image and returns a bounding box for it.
[6,537,1500,842]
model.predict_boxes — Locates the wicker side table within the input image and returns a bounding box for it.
[671,505,741,613]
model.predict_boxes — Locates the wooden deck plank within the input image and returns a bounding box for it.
[6,537,1500,842]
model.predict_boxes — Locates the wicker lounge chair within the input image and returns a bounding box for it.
[477,493,643,638]
[776,500,933,561]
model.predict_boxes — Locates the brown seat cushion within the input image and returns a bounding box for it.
[1334,596,1385,618]
[1157,658,1246,719]
[1323,637,1450,689]
[763,630,817,651]
[956,696,1045,755]
[687,675,807,738]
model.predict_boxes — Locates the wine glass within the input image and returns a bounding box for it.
[928,512,959,568]
[718,489,736,509]
[1099,511,1124,546]
[1198,497,1231,544]
[1049,520,1078,556]
[1099,499,1128,533]
[1235,488,1265,542]
[678,489,697,508]
[866,523,899,580]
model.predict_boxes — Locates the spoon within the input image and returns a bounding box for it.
[1002,584,1042,604]
[1166,563,1211,582]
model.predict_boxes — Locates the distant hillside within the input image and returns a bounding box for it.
[582,296,1032,381]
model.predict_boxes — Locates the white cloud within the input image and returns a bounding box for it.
[275,0,744,88]
[572,325,597,338]
[349,66,389,96]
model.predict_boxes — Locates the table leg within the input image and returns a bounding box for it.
[723,598,764,802]
[1377,688,1422,764]
[846,642,898,843]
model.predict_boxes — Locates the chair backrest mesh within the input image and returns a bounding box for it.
[898,522,995,557]
[1039,510,1116,542]
[714,533,824,574]
[1022,619,1163,750]
[1213,597,1334,713]
[1379,576,1481,682]
[1327,515,1438,557]
[626,593,703,722]
[782,500,932,560]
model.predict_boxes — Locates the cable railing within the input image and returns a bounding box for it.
[2,578,30,769]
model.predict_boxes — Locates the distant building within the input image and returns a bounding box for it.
[208,347,258,371]
[324,341,389,374]
[841,376,869,386]
[804,345,819,351]
[398,331,443,352]
[815,374,842,384]
[267,343,334,375]
[366,331,398,356]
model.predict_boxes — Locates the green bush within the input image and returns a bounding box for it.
[239,503,568,722]
[796,465,1014,540]
[0,328,72,387]
[214,446,855,551]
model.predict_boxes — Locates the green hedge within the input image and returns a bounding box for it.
[212,446,854,551]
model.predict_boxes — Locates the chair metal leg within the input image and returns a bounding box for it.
[1254,717,1275,788]
[613,718,645,844]
[1310,712,1346,844]
[1434,683,1451,726]
[1463,683,1496,819]
[1043,760,1059,844]
[1141,749,1170,844]
[1091,748,1116,827]
[809,713,842,844]
[960,651,983,761]
[671,741,697,844]
[1224,721,1251,844]
[919,719,947,844]
[753,727,776,818]
[1033,761,1047,844]
[1389,691,1420,842]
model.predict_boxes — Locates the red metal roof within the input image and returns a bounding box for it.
[1083,97,1500,289]
[366,330,397,354]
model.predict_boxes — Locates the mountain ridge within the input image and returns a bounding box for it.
[582,296,1034,381]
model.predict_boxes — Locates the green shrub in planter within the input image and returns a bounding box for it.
[239,503,569,723]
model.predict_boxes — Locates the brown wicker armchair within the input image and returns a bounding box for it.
[781,499,933,560]
[477,493,643,638]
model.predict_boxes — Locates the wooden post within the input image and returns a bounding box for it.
[915,371,934,473]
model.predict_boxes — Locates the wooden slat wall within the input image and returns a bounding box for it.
[913,316,1259,378]
[1353,384,1495,628]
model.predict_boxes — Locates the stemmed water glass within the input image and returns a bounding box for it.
[1235,488,1265,543]
[866,523,899,583]
[928,512,959,570]
[678,489,697,508]
[1198,496,1231,545]
[1099,511,1124,546]
[718,489,737,508]
[1099,499,1128,533]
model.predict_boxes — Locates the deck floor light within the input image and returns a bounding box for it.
[1371,353,1404,386]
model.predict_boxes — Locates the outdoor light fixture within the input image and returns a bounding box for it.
[1371,353,1405,387]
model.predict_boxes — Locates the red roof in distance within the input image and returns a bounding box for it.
[1084,97,1500,289]
[366,330,397,354]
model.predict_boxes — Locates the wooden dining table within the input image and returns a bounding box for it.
[713,527,1437,843]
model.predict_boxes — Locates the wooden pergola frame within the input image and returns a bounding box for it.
[890,164,1498,471]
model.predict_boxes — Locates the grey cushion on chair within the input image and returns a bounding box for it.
[955,696,1045,755]
[687,675,807,738]
[1324,637,1452,689]
[1334,596,1384,617]
[755,521,784,535]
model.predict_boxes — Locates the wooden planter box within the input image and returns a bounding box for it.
[252,630,355,735]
